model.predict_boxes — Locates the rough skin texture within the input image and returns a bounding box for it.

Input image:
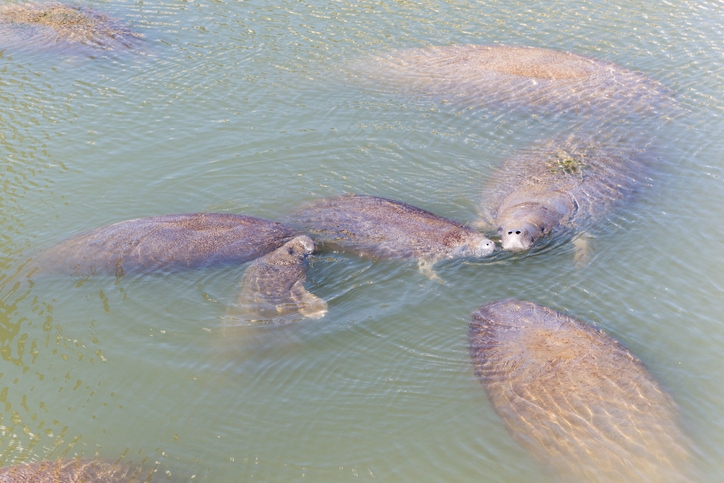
[0,459,151,482]
[349,44,673,115]
[295,195,494,263]
[36,213,301,276]
[478,139,646,251]
[0,2,140,50]
[469,299,692,482]
[231,235,328,324]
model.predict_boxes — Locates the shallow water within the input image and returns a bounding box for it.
[1,0,723,480]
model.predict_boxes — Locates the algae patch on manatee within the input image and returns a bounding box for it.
[548,149,588,176]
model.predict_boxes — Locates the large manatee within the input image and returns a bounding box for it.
[0,2,140,51]
[477,138,649,254]
[0,459,150,482]
[36,213,301,276]
[348,44,672,115]
[229,235,328,324]
[294,195,495,268]
[469,299,693,482]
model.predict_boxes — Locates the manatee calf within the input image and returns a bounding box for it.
[294,195,495,270]
[0,459,148,482]
[229,235,328,324]
[478,139,647,256]
[349,45,672,115]
[469,299,692,482]
[36,213,301,276]
[0,2,141,50]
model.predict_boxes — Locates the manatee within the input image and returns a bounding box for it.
[0,459,149,482]
[348,44,672,115]
[294,195,495,270]
[469,299,693,482]
[477,138,648,256]
[36,213,301,277]
[229,235,328,324]
[0,2,140,51]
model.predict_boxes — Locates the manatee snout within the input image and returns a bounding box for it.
[454,233,496,257]
[499,221,543,251]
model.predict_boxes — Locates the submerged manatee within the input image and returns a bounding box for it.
[0,459,149,482]
[36,213,301,276]
[349,45,672,115]
[469,299,692,482]
[0,2,140,50]
[230,235,328,324]
[295,195,495,268]
[478,139,648,253]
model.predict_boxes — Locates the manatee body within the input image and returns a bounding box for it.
[0,2,140,50]
[469,299,692,482]
[230,235,328,324]
[0,459,147,482]
[37,213,301,276]
[350,44,671,115]
[478,139,646,251]
[294,195,495,263]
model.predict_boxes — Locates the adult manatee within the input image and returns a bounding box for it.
[230,235,328,324]
[294,195,494,270]
[0,459,149,482]
[349,44,672,116]
[36,213,301,276]
[0,2,140,51]
[478,138,648,255]
[469,299,693,482]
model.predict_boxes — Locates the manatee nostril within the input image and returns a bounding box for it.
[507,231,513,235]
[515,230,521,235]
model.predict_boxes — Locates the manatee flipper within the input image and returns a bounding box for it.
[417,258,441,281]
[290,279,328,319]
[229,235,326,325]
[573,232,594,268]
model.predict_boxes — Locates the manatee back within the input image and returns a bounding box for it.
[469,299,692,482]
[37,213,300,276]
[295,194,482,260]
[0,459,146,482]
[0,2,141,51]
[348,45,673,116]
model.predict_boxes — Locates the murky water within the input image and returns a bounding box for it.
[1,0,723,480]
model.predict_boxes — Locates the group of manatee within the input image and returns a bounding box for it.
[1,2,695,482]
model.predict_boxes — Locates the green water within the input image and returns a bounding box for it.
[1,0,723,480]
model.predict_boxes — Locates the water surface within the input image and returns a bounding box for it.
[1,0,723,480]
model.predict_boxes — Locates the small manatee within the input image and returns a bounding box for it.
[0,459,149,482]
[294,195,495,267]
[36,213,301,276]
[478,139,647,254]
[230,235,328,325]
[0,2,141,51]
[469,299,693,482]
[349,44,673,115]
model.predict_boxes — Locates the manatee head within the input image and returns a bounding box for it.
[496,192,573,251]
[499,219,545,251]
[498,202,565,251]
[449,232,496,258]
[285,235,315,257]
